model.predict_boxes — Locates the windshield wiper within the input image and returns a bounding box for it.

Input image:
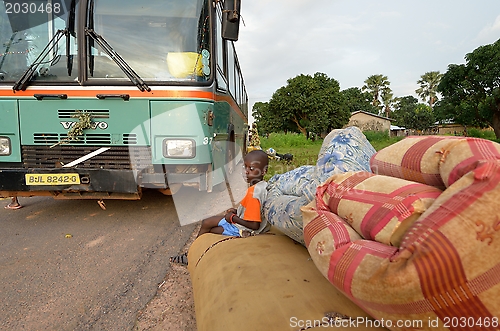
[85,28,150,92]
[13,29,68,91]
[66,0,76,76]
[13,0,76,89]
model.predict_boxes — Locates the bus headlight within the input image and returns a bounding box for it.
[0,137,11,156]
[164,139,195,158]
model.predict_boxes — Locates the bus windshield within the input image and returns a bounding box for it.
[0,0,211,84]
[89,0,211,83]
[0,1,78,83]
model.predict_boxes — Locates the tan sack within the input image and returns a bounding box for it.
[188,232,388,331]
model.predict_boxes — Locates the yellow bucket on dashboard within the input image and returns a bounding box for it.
[166,52,203,78]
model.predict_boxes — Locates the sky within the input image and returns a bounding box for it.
[235,0,500,122]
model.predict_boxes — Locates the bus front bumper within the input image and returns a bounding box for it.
[0,168,140,199]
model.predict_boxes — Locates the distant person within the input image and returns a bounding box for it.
[4,196,22,210]
[170,150,269,265]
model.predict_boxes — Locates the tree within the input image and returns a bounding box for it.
[391,97,434,131]
[252,102,271,135]
[406,104,435,132]
[437,38,500,138]
[392,96,419,127]
[381,88,394,118]
[341,87,378,114]
[415,71,443,109]
[268,72,349,137]
[362,74,391,111]
[252,101,295,135]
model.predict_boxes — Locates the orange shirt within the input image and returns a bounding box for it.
[237,181,268,224]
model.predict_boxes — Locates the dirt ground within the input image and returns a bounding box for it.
[134,222,200,331]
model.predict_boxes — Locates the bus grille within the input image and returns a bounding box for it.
[22,146,152,170]
[58,109,110,118]
[33,133,137,145]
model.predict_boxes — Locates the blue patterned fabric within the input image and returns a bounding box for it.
[263,126,376,245]
[267,165,317,201]
[315,126,376,183]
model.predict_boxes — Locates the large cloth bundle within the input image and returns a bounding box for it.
[303,136,500,330]
[188,231,389,331]
[263,127,376,245]
[315,171,442,246]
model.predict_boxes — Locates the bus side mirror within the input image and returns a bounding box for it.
[222,0,241,41]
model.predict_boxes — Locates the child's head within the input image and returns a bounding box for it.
[243,150,268,185]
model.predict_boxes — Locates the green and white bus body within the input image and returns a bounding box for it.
[0,0,247,200]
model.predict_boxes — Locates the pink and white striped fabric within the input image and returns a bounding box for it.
[304,136,500,330]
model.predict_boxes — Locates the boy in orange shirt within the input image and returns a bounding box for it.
[170,150,269,265]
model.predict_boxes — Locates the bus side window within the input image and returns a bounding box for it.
[216,5,227,92]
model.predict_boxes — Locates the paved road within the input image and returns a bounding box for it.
[0,162,247,331]
[0,192,193,330]
[0,191,197,330]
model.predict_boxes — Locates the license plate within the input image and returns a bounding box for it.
[25,173,80,186]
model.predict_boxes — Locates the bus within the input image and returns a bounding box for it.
[0,0,248,201]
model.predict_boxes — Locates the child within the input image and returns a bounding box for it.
[170,150,269,265]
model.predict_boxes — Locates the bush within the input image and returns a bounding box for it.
[466,128,496,140]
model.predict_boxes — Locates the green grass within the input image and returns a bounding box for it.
[259,129,500,181]
[260,133,322,181]
[260,132,323,149]
[363,130,404,151]
[259,131,405,181]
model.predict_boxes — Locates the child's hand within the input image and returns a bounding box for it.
[225,208,237,215]
[224,211,236,223]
